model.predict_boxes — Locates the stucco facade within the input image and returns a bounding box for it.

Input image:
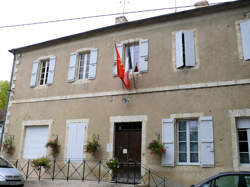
[4,1,250,186]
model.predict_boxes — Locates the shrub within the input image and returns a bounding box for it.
[32,157,50,170]
[106,158,119,170]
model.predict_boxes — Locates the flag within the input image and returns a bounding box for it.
[115,44,125,80]
[123,47,131,90]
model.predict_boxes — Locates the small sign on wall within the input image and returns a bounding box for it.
[106,143,113,153]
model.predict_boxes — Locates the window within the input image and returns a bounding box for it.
[67,49,98,82]
[175,30,196,68]
[239,19,250,60]
[39,60,49,85]
[124,43,139,72]
[177,120,199,164]
[237,118,250,164]
[78,53,90,80]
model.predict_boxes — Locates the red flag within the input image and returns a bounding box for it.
[115,44,125,80]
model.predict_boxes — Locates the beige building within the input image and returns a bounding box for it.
[3,0,250,186]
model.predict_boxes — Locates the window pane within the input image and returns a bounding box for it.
[240,153,249,163]
[238,130,248,141]
[190,142,198,152]
[179,153,187,162]
[179,132,186,141]
[239,142,249,152]
[85,53,90,78]
[215,175,239,187]
[244,175,250,185]
[179,142,187,152]
[178,121,186,131]
[190,153,198,163]
[190,131,198,141]
[189,121,198,131]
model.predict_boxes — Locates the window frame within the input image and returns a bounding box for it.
[177,119,200,165]
[39,59,50,86]
[77,52,90,81]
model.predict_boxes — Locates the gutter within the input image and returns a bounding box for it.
[0,54,16,151]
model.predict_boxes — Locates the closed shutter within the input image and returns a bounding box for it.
[200,116,214,167]
[113,43,123,76]
[162,118,175,166]
[47,56,56,85]
[67,53,77,82]
[240,20,250,60]
[88,49,98,80]
[184,30,196,67]
[67,123,85,162]
[30,60,39,87]
[139,39,149,73]
[175,32,184,68]
[23,126,49,159]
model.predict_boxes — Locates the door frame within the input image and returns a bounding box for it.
[109,115,147,166]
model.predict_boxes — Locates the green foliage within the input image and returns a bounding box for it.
[32,157,50,170]
[46,137,60,159]
[148,140,166,156]
[3,136,15,155]
[0,81,9,110]
[106,158,119,170]
[86,135,100,155]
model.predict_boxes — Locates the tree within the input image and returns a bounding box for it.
[0,81,9,110]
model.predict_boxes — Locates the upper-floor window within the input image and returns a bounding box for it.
[239,19,250,61]
[67,49,98,83]
[30,56,56,88]
[175,30,196,69]
[113,39,148,75]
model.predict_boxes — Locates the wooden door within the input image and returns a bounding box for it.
[114,122,142,183]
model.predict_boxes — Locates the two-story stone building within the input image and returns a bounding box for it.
[3,0,250,185]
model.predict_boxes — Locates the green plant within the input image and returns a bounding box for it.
[32,157,50,170]
[2,136,15,155]
[46,136,60,159]
[148,140,166,156]
[106,158,119,170]
[86,135,100,155]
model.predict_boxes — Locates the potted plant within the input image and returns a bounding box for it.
[2,136,15,156]
[106,158,119,170]
[86,135,100,155]
[46,136,60,159]
[32,157,50,170]
[148,140,166,156]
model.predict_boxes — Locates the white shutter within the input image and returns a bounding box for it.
[162,118,175,166]
[88,49,98,80]
[67,123,85,162]
[113,43,123,76]
[23,126,49,159]
[30,60,39,87]
[200,116,214,167]
[184,30,196,67]
[175,32,184,68]
[240,20,250,60]
[139,39,149,73]
[47,56,56,85]
[67,53,77,82]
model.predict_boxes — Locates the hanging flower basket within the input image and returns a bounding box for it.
[106,158,119,170]
[32,157,50,170]
[86,135,100,155]
[3,136,15,156]
[46,136,60,159]
[148,140,166,156]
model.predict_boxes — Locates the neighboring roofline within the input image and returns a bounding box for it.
[9,0,250,54]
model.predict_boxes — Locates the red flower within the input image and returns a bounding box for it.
[54,138,57,143]
[164,148,166,152]
[151,151,154,154]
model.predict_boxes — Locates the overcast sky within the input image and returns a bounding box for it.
[0,0,234,81]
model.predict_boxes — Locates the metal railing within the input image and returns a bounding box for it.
[10,159,167,186]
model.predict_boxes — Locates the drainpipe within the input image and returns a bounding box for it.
[0,53,16,151]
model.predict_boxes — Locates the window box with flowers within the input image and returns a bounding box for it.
[148,140,166,156]
[86,135,100,155]
[3,136,15,156]
[32,157,50,170]
[46,136,60,159]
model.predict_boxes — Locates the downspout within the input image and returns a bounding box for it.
[0,53,16,151]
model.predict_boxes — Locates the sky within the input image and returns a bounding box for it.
[0,0,234,81]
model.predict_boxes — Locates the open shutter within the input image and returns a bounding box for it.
[139,39,148,73]
[240,20,250,60]
[175,32,184,68]
[200,116,214,167]
[68,53,77,82]
[162,118,175,166]
[47,56,56,85]
[184,30,196,67]
[30,60,39,88]
[113,43,123,76]
[88,49,98,80]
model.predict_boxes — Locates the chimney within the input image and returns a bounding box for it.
[194,0,209,8]
[115,16,128,24]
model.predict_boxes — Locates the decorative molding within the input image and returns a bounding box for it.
[12,78,250,104]
[170,112,204,119]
